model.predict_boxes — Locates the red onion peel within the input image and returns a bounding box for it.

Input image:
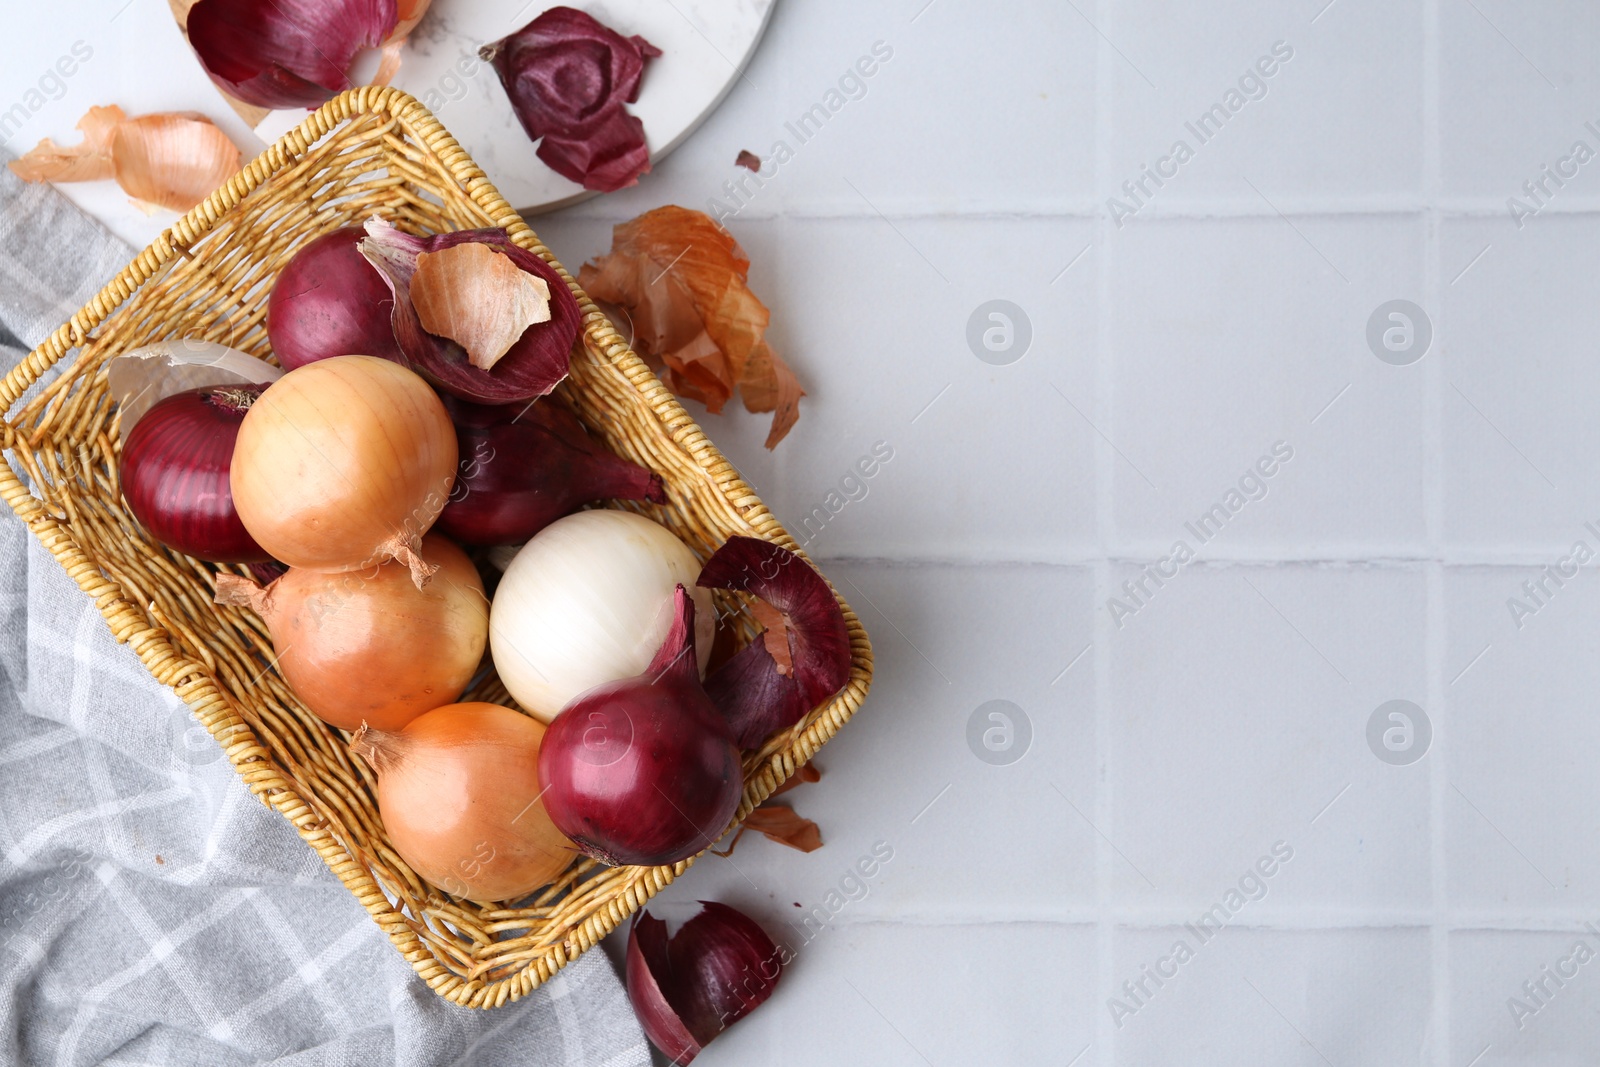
[359,219,581,403]
[626,901,783,1064]
[186,0,399,110]
[480,7,660,193]
[697,537,853,749]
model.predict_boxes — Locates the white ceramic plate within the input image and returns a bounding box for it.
[254,0,776,215]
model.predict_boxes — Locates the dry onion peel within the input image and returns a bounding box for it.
[186,0,400,109]
[697,537,852,749]
[715,764,823,857]
[412,243,551,372]
[7,104,121,183]
[9,106,240,213]
[359,219,580,403]
[579,206,805,447]
[737,805,822,853]
[481,7,660,193]
[626,901,783,1064]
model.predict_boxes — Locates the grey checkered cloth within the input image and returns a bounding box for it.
[0,168,650,1066]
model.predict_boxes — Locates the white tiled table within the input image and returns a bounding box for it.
[8,1,1600,1063]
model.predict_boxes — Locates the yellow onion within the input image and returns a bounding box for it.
[230,355,457,587]
[214,533,486,732]
[353,703,574,900]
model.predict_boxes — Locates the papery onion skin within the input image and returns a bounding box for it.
[358,220,581,404]
[267,228,404,370]
[111,112,240,213]
[481,7,661,193]
[436,396,666,547]
[120,384,269,563]
[215,533,485,732]
[231,355,457,586]
[354,702,574,901]
[539,587,742,867]
[186,0,399,109]
[490,509,714,721]
[698,537,853,749]
[627,902,783,1063]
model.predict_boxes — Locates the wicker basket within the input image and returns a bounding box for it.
[0,87,872,1008]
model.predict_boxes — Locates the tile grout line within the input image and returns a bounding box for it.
[1091,0,1117,1063]
[1422,0,1451,1061]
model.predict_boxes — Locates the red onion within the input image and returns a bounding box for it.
[120,384,269,563]
[436,397,665,546]
[267,228,404,370]
[538,586,742,867]
[358,220,581,404]
[186,0,399,109]
[480,7,661,193]
[698,538,853,749]
[627,902,783,1064]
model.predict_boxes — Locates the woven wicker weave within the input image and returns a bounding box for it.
[0,87,873,1008]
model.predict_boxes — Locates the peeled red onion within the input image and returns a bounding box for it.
[230,355,457,586]
[120,383,269,563]
[267,228,404,370]
[354,702,574,900]
[214,533,485,732]
[538,586,742,867]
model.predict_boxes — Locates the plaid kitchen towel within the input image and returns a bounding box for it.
[0,167,650,1067]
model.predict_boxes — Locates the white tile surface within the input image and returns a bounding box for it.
[1113,927,1433,1065]
[11,0,1600,1064]
[1109,216,1429,554]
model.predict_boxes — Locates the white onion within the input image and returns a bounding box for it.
[489,510,715,721]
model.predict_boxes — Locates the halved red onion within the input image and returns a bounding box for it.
[480,7,660,193]
[187,0,399,110]
[626,901,783,1064]
[359,219,580,403]
[698,537,853,749]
